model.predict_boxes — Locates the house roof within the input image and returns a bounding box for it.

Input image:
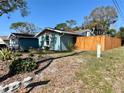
[74,29,95,36]
[0,36,9,41]
[9,33,36,39]
[74,29,91,34]
[35,28,86,37]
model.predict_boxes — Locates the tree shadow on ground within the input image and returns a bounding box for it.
[54,51,85,59]
[36,57,54,65]
[0,51,84,83]
[35,58,53,74]
[34,51,84,75]
[26,80,50,93]
[0,73,13,83]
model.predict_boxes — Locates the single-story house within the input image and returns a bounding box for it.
[0,36,9,49]
[75,29,95,36]
[9,33,39,50]
[35,28,93,51]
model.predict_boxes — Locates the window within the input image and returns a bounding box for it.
[46,34,50,46]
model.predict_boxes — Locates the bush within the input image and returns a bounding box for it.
[9,58,38,75]
[0,48,13,60]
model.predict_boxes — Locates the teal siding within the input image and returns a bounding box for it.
[38,35,45,48]
[19,38,39,50]
[60,35,75,51]
[38,32,76,51]
[38,32,61,51]
[50,33,60,51]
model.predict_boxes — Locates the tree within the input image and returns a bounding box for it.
[10,22,40,34]
[66,20,76,28]
[83,6,118,35]
[116,27,124,38]
[55,23,68,31]
[55,20,78,31]
[72,26,82,31]
[0,0,28,17]
[116,27,124,45]
[106,28,116,37]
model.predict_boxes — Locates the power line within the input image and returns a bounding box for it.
[118,0,124,8]
[112,0,121,17]
[114,0,124,17]
[112,0,124,19]
[117,0,124,17]
[111,0,124,28]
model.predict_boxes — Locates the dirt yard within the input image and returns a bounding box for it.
[28,53,85,93]
[1,47,124,93]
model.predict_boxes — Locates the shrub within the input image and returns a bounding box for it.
[0,48,13,60]
[9,58,38,75]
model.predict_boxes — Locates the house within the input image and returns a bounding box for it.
[9,33,39,50]
[74,29,95,36]
[35,28,84,51]
[0,36,9,49]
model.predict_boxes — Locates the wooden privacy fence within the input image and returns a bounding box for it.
[75,35,121,51]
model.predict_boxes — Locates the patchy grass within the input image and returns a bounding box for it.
[76,47,124,93]
[1,47,124,93]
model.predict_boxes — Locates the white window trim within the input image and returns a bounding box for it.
[44,33,51,47]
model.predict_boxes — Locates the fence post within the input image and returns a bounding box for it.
[97,44,101,58]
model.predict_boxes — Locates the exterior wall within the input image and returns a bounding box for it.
[38,35,45,48]
[9,37,38,50]
[38,32,61,51]
[38,32,76,51]
[50,32,60,51]
[60,35,75,51]
[19,38,39,50]
[10,38,19,47]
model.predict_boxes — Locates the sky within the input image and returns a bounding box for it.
[0,0,124,35]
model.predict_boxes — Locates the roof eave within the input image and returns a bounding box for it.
[35,28,82,37]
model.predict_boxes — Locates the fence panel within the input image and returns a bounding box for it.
[75,35,121,51]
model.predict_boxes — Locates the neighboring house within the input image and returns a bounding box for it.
[0,36,9,49]
[9,33,39,50]
[75,29,95,36]
[35,28,82,51]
